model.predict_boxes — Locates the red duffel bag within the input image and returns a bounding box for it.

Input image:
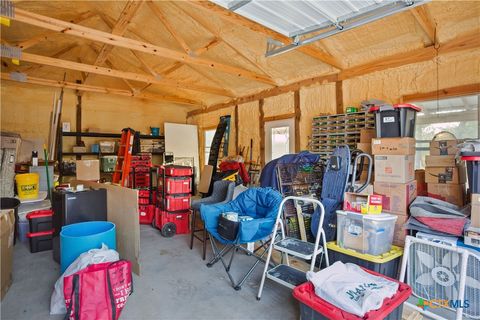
[63,260,133,320]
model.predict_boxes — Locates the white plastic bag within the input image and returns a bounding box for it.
[50,244,119,315]
[306,262,399,317]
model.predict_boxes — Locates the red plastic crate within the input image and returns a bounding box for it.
[162,165,193,177]
[164,177,192,194]
[154,208,190,236]
[160,194,191,211]
[293,268,412,320]
[132,154,152,161]
[138,190,150,198]
[138,197,150,205]
[132,166,150,173]
[139,205,154,225]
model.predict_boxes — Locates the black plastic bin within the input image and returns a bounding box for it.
[27,230,53,253]
[461,152,480,194]
[369,103,421,138]
[326,242,403,279]
[26,209,53,233]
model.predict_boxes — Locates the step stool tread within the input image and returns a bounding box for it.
[267,264,306,289]
[274,237,321,259]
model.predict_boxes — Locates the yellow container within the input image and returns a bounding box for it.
[15,173,39,199]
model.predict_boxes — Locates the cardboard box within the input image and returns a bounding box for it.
[425,166,466,184]
[471,194,480,228]
[425,155,457,167]
[1,209,15,300]
[72,146,87,153]
[343,192,383,214]
[374,155,415,184]
[392,214,408,247]
[371,137,415,155]
[415,169,427,196]
[427,183,465,207]
[374,180,417,215]
[356,142,372,155]
[198,165,214,194]
[76,160,100,181]
[430,140,458,156]
[360,128,375,143]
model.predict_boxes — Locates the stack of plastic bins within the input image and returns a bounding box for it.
[326,242,403,279]
[26,209,54,253]
[369,104,421,138]
[155,165,192,237]
[293,268,412,320]
[130,153,155,224]
[461,151,480,194]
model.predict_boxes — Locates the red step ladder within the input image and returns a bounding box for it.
[112,128,135,187]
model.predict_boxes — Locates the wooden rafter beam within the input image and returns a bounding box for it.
[19,52,235,97]
[410,5,437,46]
[188,31,480,116]
[147,1,192,54]
[15,11,96,50]
[1,72,203,107]
[402,83,480,102]
[188,1,343,70]
[173,2,271,76]
[12,8,276,85]
[158,38,222,76]
[22,43,77,73]
[86,0,144,82]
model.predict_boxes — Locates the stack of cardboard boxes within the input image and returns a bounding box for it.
[372,137,417,246]
[426,140,466,207]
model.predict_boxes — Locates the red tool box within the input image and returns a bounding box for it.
[139,205,155,225]
[163,177,192,194]
[162,165,193,177]
[153,208,190,237]
[160,194,191,212]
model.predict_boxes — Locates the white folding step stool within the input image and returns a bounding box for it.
[256,196,329,300]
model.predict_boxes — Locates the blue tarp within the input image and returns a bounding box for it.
[200,187,282,244]
[259,151,322,191]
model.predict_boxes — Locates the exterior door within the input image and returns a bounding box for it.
[265,118,295,163]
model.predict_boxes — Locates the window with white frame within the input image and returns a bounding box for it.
[413,94,480,169]
[204,129,216,165]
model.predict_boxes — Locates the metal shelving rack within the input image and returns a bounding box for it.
[310,111,375,159]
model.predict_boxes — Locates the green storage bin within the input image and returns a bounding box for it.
[101,156,117,173]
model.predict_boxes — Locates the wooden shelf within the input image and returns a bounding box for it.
[310,111,374,158]
[62,131,164,139]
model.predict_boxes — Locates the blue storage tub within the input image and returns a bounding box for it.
[60,221,116,272]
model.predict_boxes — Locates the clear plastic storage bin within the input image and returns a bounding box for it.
[336,210,397,256]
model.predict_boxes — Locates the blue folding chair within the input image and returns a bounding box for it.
[200,187,283,290]
[311,145,351,241]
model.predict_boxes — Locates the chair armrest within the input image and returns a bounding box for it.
[200,202,236,231]
[237,217,276,244]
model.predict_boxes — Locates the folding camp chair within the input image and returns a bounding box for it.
[200,187,282,290]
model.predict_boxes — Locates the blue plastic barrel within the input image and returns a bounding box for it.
[60,221,116,272]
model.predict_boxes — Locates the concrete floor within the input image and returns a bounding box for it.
[1,225,298,320]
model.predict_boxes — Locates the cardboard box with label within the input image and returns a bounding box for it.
[392,213,408,247]
[425,166,466,184]
[343,192,383,214]
[425,155,457,167]
[374,155,415,184]
[471,194,480,228]
[427,183,465,207]
[360,129,376,143]
[430,140,459,156]
[76,160,100,181]
[371,137,415,155]
[374,180,417,215]
[464,227,480,248]
[1,209,15,300]
[356,142,372,155]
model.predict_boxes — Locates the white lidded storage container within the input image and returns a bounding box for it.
[336,210,398,256]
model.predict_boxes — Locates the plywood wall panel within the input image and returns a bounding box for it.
[237,101,260,163]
